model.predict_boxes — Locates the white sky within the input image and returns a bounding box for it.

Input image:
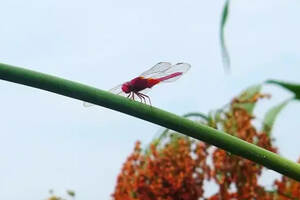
[0,0,300,199]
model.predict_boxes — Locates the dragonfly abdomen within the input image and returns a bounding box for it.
[158,72,183,82]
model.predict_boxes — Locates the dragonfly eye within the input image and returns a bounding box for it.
[122,83,131,93]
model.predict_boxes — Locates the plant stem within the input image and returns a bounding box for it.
[1,62,300,181]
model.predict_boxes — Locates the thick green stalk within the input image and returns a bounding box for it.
[0,63,300,181]
[155,112,209,145]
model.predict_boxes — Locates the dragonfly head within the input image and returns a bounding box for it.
[121,82,131,93]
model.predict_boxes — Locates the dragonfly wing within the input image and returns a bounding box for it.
[140,62,172,79]
[159,62,191,82]
[165,63,191,74]
[140,62,191,82]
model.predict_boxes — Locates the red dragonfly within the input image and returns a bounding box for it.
[84,62,191,106]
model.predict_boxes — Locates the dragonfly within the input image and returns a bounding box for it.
[83,62,191,106]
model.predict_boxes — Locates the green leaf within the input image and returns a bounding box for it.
[220,0,231,72]
[266,79,300,99]
[233,84,262,114]
[263,99,291,136]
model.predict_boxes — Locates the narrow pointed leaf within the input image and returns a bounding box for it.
[263,99,291,136]
[220,0,231,72]
[266,79,300,99]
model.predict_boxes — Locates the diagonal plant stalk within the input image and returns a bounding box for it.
[152,112,210,148]
[0,62,300,181]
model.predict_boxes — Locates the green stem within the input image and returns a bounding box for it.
[152,112,210,148]
[1,63,300,181]
[159,112,209,136]
[183,112,210,120]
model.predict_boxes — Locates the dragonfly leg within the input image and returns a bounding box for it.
[137,93,146,104]
[127,92,135,101]
[135,93,144,103]
[140,95,146,104]
[136,92,144,104]
[138,93,152,106]
[144,94,152,106]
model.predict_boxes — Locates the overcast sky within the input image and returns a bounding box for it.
[1,0,300,199]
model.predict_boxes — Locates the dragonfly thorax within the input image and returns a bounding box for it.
[121,77,150,94]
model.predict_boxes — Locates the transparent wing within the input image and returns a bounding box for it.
[158,62,191,82]
[141,62,191,82]
[140,62,172,79]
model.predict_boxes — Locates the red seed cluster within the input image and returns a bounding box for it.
[274,158,300,200]
[112,139,209,200]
